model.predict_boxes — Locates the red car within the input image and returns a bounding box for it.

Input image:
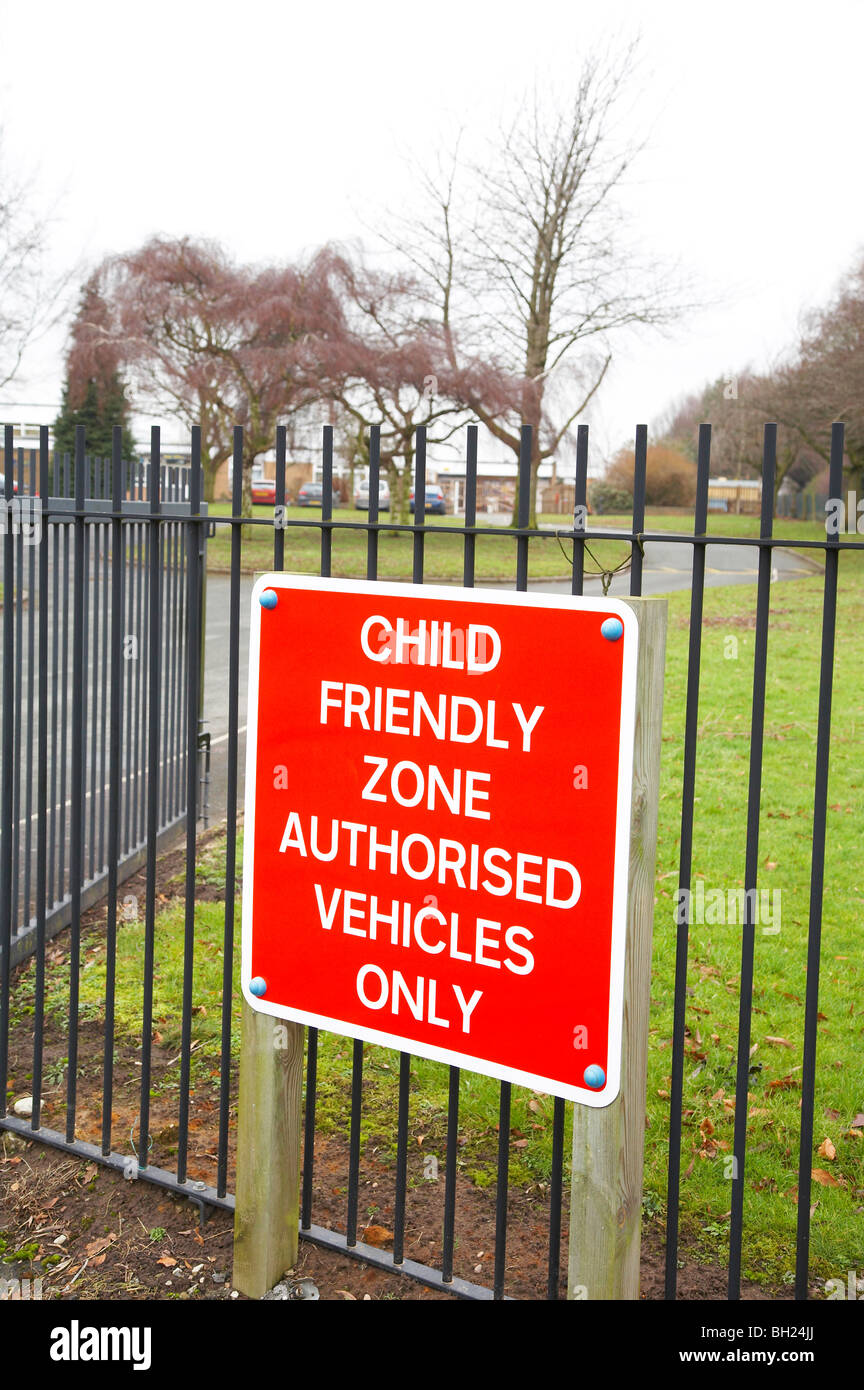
[251,477,277,504]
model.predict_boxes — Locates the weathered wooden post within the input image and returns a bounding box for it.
[568,595,667,1299]
[232,1005,304,1298]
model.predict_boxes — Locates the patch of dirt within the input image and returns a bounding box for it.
[1,1131,800,1302]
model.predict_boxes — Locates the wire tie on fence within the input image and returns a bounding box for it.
[130,1119,153,1159]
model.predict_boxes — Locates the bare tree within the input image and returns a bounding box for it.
[0,134,69,391]
[383,46,686,524]
[323,251,513,523]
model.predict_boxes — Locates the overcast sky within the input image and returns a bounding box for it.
[1,0,862,466]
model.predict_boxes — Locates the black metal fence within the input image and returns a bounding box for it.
[0,430,201,970]
[0,417,859,1301]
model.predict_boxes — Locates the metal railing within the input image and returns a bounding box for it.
[0,417,859,1301]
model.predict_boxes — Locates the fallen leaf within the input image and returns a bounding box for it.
[156,1254,177,1267]
[853,1114,864,1129]
[512,1138,529,1149]
[335,1290,357,1300]
[817,1138,836,1161]
[656,1089,670,1099]
[85,1236,114,1257]
[765,1036,792,1047]
[361,1225,394,1248]
[811,1168,841,1188]
[699,1118,715,1139]
[846,1129,862,1141]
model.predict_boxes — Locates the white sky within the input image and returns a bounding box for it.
[1,0,862,469]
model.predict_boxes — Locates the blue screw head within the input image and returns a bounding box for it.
[600,617,623,642]
[583,1064,606,1089]
[249,976,267,997]
[259,589,278,609]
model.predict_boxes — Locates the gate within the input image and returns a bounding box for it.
[0,417,859,1300]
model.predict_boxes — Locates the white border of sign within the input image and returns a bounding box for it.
[241,574,638,1108]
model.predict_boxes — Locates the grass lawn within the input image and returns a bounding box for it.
[10,550,863,1289]
[204,502,830,585]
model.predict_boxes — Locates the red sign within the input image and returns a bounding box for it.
[242,576,638,1106]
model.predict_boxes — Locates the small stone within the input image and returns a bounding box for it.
[212,1271,227,1284]
[13,1096,33,1118]
[262,1282,290,1301]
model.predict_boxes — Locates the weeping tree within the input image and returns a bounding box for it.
[65,237,346,511]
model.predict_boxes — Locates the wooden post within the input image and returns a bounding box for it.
[232,1001,304,1298]
[568,596,667,1300]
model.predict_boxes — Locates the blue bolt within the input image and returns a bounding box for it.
[583,1064,606,1089]
[601,617,623,642]
[259,589,278,609]
[249,976,267,997]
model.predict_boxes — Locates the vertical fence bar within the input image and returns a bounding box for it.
[546,1096,566,1299]
[274,426,286,572]
[101,428,125,1155]
[320,425,332,579]
[571,424,588,597]
[98,504,110,871]
[794,423,844,1300]
[138,427,162,1169]
[412,425,426,584]
[66,426,87,1141]
[177,429,202,1185]
[12,456,23,938]
[31,430,50,1129]
[630,424,647,597]
[441,1065,461,1283]
[0,426,16,1112]
[58,526,69,905]
[23,458,36,932]
[664,422,711,1298]
[463,425,477,588]
[218,428,244,1196]
[392,1051,411,1265]
[366,425,380,582]
[515,425,531,591]
[727,424,776,1298]
[88,483,100,881]
[48,503,59,906]
[346,1038,365,1246]
[493,1079,512,1300]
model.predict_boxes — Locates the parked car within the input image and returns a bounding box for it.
[354,481,390,511]
[251,477,277,504]
[409,485,446,515]
[297,482,324,507]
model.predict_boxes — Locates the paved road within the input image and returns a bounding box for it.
[200,540,816,818]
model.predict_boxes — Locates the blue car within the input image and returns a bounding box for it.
[410,486,446,515]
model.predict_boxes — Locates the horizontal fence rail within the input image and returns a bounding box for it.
[0,417,860,1301]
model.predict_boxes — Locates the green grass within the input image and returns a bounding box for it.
[204,502,831,585]
[9,553,864,1285]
